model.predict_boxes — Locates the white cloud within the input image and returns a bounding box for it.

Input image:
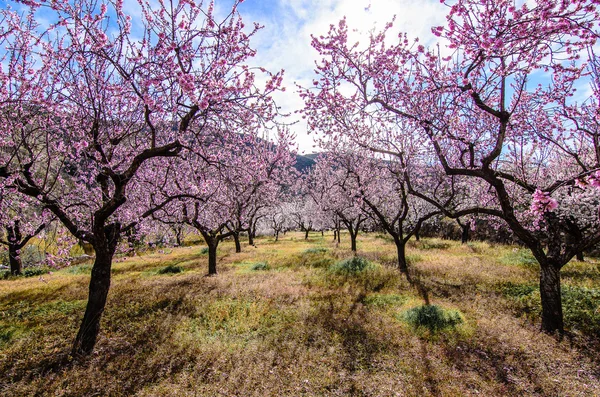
[238,0,447,153]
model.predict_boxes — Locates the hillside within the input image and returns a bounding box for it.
[294,153,318,172]
[1,233,599,396]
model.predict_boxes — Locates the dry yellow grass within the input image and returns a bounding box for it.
[0,232,598,396]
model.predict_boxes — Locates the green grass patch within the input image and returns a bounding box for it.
[500,249,538,269]
[157,264,184,275]
[406,254,423,265]
[62,263,93,275]
[302,247,328,254]
[363,293,408,308]
[500,282,537,298]
[0,324,28,347]
[329,256,370,275]
[501,282,600,337]
[410,239,452,250]
[250,262,269,271]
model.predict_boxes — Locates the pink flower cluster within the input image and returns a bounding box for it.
[575,171,600,189]
[530,189,558,215]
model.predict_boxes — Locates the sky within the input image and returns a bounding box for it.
[231,0,449,153]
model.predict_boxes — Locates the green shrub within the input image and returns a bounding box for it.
[157,265,183,275]
[200,247,210,255]
[401,304,463,333]
[251,262,269,271]
[22,266,50,277]
[329,256,370,275]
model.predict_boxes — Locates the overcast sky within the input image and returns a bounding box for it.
[234,0,448,153]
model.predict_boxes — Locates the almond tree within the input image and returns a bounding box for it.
[303,0,600,334]
[0,192,52,275]
[141,128,296,273]
[0,0,281,356]
[307,152,368,252]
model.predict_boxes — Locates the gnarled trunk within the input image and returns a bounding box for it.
[539,262,564,334]
[394,236,408,274]
[8,244,22,275]
[461,224,470,244]
[72,224,120,357]
[233,232,241,253]
[348,227,358,252]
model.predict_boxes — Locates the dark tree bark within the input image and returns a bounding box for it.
[72,223,120,357]
[207,241,218,275]
[539,262,564,334]
[8,244,22,275]
[305,229,309,240]
[576,251,584,261]
[233,231,241,253]
[394,236,408,274]
[457,219,470,244]
[198,231,224,276]
[350,231,357,252]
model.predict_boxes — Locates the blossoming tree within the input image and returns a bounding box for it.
[303,0,600,334]
[0,0,282,355]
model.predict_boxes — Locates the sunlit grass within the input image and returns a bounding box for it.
[0,232,598,396]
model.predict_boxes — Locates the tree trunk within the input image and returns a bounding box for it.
[208,240,218,275]
[8,244,22,275]
[415,230,420,241]
[337,229,341,244]
[274,230,279,242]
[539,262,564,335]
[175,228,183,247]
[576,251,584,261]
[321,230,324,236]
[72,225,119,357]
[349,228,357,252]
[333,230,337,241]
[461,224,470,244]
[248,231,254,246]
[394,237,408,273]
[305,229,309,240]
[233,232,241,253]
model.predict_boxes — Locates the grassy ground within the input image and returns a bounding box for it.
[1,232,599,396]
